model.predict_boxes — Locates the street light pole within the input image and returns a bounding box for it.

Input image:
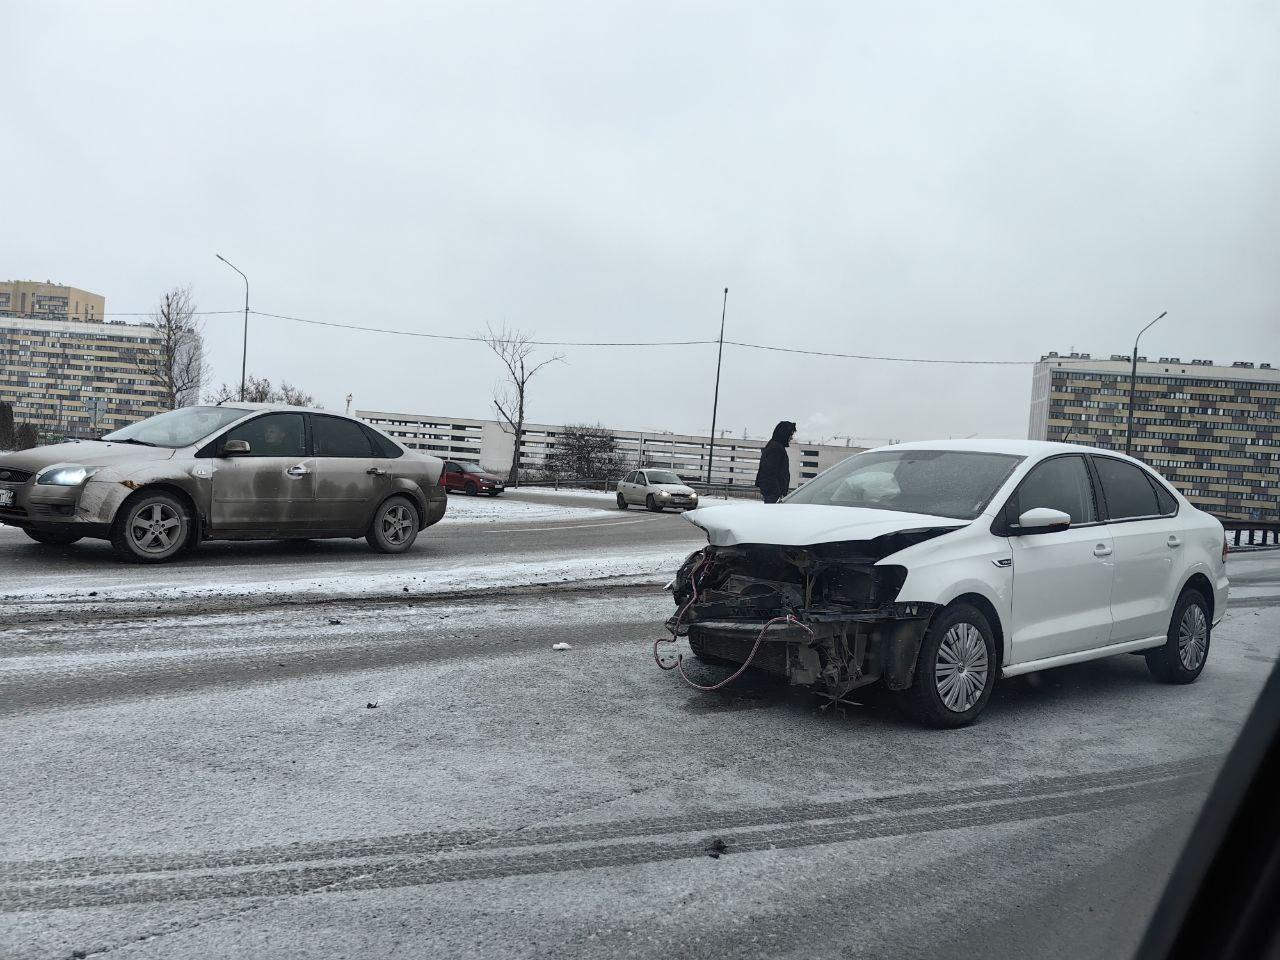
[706,287,728,486]
[216,254,250,401]
[1125,310,1167,457]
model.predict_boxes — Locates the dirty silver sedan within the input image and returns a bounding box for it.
[0,404,447,562]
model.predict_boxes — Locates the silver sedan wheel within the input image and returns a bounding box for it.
[380,503,413,545]
[1178,603,1209,670]
[935,622,989,713]
[130,502,183,555]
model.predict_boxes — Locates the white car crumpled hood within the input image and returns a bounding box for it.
[682,502,967,547]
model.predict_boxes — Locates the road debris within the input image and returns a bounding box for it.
[552,642,572,651]
[327,618,343,625]
[704,837,728,859]
[366,701,379,709]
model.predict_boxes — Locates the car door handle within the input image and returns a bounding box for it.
[286,465,310,478]
[366,467,387,476]
[1093,544,1113,558]
[1166,535,1182,548]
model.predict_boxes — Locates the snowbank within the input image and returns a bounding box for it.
[439,493,612,525]
[1,546,694,616]
[513,487,620,503]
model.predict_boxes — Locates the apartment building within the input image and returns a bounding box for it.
[0,314,167,436]
[357,410,866,489]
[0,281,104,323]
[1029,352,1279,521]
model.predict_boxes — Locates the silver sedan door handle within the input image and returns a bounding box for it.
[1167,535,1182,548]
[1093,543,1113,558]
[286,464,311,478]
[366,467,388,476]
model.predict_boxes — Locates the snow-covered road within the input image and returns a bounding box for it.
[1,535,1277,960]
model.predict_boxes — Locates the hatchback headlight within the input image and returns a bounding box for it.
[658,490,671,498]
[37,465,98,486]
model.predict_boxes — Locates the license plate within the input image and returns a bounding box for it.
[0,489,13,507]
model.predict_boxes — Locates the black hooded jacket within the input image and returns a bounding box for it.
[755,421,796,500]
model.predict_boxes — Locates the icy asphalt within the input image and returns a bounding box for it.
[1,494,1277,960]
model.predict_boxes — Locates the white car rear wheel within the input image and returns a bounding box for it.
[1146,588,1211,684]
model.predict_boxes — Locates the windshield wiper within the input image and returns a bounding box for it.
[108,437,159,447]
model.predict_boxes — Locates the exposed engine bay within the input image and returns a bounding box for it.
[659,527,957,701]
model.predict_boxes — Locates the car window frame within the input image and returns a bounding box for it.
[196,411,312,459]
[360,423,404,459]
[1145,468,1180,517]
[991,453,1103,536]
[309,413,377,459]
[1088,454,1178,524]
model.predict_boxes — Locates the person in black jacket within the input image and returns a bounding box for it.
[755,420,797,503]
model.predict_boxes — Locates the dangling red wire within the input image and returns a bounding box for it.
[675,615,812,691]
[653,554,708,670]
[654,551,813,691]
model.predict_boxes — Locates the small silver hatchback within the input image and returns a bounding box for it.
[0,404,447,562]
[616,468,699,512]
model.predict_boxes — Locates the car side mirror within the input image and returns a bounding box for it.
[1012,507,1072,535]
[222,439,251,457]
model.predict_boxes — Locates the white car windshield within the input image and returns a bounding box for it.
[785,449,1024,520]
[645,471,682,485]
[102,406,252,449]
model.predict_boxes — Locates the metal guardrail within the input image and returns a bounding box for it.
[1223,520,1280,549]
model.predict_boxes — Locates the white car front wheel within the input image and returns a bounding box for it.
[907,603,998,728]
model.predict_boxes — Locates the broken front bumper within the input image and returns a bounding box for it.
[673,605,938,697]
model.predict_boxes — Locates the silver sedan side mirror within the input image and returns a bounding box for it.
[222,439,251,456]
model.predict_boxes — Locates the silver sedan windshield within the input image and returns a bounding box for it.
[102,406,252,448]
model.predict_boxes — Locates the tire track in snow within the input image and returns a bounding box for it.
[0,758,1214,911]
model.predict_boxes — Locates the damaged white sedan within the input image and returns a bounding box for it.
[658,440,1229,728]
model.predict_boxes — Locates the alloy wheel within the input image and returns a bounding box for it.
[934,622,990,713]
[1178,603,1208,670]
[381,504,413,545]
[129,502,183,555]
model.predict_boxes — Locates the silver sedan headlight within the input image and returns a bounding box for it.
[36,465,98,486]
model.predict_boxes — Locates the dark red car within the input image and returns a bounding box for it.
[440,460,505,496]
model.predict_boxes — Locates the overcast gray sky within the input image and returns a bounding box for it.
[4,1,1276,443]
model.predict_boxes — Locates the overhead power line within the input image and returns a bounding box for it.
[723,340,1037,365]
[100,305,1117,365]
[249,310,715,347]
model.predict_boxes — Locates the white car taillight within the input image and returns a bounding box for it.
[1222,532,1229,563]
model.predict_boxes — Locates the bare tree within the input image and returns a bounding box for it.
[481,323,563,484]
[206,376,319,407]
[137,287,207,409]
